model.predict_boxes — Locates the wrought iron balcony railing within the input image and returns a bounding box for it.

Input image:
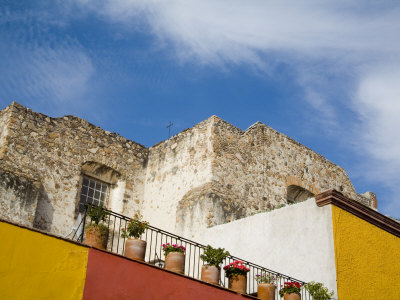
[71,205,313,299]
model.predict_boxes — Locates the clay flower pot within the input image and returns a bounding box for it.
[284,293,301,300]
[201,265,220,285]
[165,252,185,274]
[85,226,108,250]
[124,239,147,261]
[258,283,276,300]
[228,274,247,294]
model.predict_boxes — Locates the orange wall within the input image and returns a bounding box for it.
[83,248,254,300]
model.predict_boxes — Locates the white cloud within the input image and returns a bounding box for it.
[74,1,400,62]
[352,64,400,213]
[72,0,400,215]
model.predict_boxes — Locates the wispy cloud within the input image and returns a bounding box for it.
[0,6,94,115]
[73,0,400,215]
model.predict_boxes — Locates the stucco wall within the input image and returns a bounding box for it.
[0,220,88,300]
[144,118,214,235]
[200,198,338,296]
[332,206,400,300]
[0,102,148,235]
[1,219,256,300]
[84,248,255,300]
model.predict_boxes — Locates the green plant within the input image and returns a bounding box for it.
[85,223,109,238]
[223,260,250,277]
[304,281,334,300]
[86,205,106,225]
[200,245,230,269]
[121,212,148,239]
[255,273,279,284]
[162,243,186,256]
[279,282,302,297]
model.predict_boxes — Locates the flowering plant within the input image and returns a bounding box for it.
[121,213,148,239]
[223,260,250,277]
[255,273,279,285]
[279,282,302,297]
[162,243,186,256]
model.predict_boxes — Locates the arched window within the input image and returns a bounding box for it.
[78,161,121,212]
[287,185,314,204]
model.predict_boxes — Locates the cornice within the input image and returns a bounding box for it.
[315,189,400,238]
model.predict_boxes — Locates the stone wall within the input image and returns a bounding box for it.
[0,102,376,239]
[0,102,148,235]
[143,117,214,236]
[0,166,41,227]
[210,117,372,219]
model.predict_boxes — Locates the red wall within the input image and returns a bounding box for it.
[83,249,254,300]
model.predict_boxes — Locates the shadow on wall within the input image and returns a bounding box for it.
[287,185,314,204]
[33,189,54,232]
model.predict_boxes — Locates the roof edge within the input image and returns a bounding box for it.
[315,189,400,238]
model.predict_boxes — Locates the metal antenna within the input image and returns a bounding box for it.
[166,121,173,138]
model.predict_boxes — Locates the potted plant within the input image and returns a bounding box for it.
[279,281,302,300]
[304,281,334,300]
[121,212,149,262]
[84,205,108,250]
[223,260,250,294]
[200,245,230,285]
[256,273,279,300]
[162,243,186,274]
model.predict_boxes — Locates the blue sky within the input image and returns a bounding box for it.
[1,1,400,218]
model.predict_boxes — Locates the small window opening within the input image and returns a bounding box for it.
[79,176,109,213]
[287,185,314,204]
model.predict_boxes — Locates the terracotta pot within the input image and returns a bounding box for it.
[258,283,276,300]
[284,293,301,300]
[228,274,247,294]
[124,239,147,261]
[85,226,107,250]
[201,265,220,285]
[165,252,185,274]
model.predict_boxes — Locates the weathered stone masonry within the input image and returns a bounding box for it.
[0,102,148,235]
[0,102,376,239]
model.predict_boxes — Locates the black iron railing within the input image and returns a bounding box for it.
[71,205,313,299]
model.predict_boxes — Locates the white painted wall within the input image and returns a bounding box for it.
[199,198,337,296]
[143,119,214,234]
[109,179,125,214]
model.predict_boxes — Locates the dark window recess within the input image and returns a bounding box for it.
[287,185,314,204]
[79,176,109,213]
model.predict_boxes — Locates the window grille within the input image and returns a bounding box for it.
[79,176,109,213]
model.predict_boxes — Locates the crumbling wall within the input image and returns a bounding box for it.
[0,102,148,236]
[0,163,41,227]
[0,102,376,238]
[210,117,373,219]
[144,117,214,235]
[0,104,12,148]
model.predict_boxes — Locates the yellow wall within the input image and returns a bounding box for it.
[0,221,88,300]
[332,206,400,300]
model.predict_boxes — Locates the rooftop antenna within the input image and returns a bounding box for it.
[166,121,173,138]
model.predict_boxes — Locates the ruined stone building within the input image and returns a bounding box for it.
[0,102,377,239]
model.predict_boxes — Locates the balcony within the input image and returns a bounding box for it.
[72,205,313,299]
